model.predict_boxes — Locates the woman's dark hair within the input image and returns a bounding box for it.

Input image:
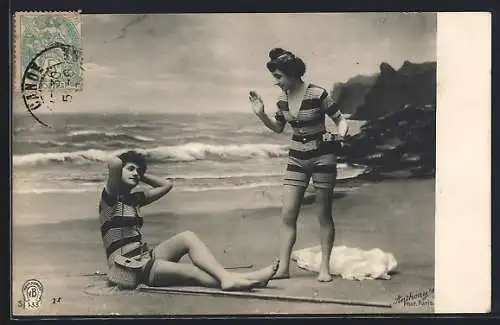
[266,47,306,79]
[118,150,147,176]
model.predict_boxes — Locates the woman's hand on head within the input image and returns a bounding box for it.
[140,174,173,206]
[108,155,123,167]
[249,90,265,116]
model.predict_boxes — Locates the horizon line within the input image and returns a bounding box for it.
[12,110,259,116]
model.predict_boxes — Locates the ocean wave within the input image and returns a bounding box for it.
[14,127,33,133]
[164,134,223,142]
[70,140,137,150]
[60,172,282,183]
[13,187,97,194]
[151,143,287,162]
[147,143,287,163]
[13,183,360,195]
[172,171,282,180]
[66,176,105,183]
[13,149,113,166]
[34,165,359,185]
[179,182,282,192]
[13,142,289,167]
[17,139,70,147]
[12,181,283,195]
[67,130,155,142]
[235,127,266,135]
[175,166,366,182]
[14,139,127,150]
[119,123,158,130]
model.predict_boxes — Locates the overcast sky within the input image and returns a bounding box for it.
[14,12,436,114]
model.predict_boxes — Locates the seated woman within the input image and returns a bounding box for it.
[99,150,279,291]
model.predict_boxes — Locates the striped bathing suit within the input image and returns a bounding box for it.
[274,83,341,189]
[98,189,154,283]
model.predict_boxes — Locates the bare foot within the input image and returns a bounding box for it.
[221,260,279,291]
[317,271,333,282]
[243,260,279,287]
[220,276,260,291]
[272,268,290,280]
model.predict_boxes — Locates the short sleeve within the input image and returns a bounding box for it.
[320,90,340,118]
[274,110,286,124]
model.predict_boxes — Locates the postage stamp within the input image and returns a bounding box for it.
[13,11,83,126]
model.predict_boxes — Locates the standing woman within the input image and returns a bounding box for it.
[249,48,349,282]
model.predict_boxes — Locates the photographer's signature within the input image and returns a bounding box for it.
[393,287,434,307]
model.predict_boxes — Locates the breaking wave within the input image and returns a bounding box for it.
[13,142,289,167]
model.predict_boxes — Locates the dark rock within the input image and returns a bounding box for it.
[331,74,378,115]
[331,61,436,120]
[343,104,436,177]
[353,61,436,120]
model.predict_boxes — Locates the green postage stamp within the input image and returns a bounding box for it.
[13,11,83,124]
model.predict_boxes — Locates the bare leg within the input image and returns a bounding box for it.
[149,260,221,288]
[274,185,307,279]
[239,262,281,287]
[149,259,279,290]
[150,231,278,290]
[315,186,335,282]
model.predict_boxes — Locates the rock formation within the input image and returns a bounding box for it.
[342,104,436,178]
[332,60,436,120]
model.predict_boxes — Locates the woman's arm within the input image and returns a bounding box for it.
[256,111,286,134]
[249,90,285,134]
[140,173,173,206]
[320,90,349,139]
[105,156,123,197]
[330,110,349,138]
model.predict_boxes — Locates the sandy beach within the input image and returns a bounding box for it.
[12,177,434,316]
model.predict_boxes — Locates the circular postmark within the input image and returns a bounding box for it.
[21,42,83,127]
[21,279,44,310]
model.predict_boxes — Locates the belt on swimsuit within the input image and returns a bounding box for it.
[122,242,150,258]
[291,134,343,156]
[292,133,325,144]
[122,243,155,285]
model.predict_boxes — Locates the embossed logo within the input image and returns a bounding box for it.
[21,279,44,310]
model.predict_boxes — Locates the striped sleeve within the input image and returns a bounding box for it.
[274,93,287,124]
[320,90,340,118]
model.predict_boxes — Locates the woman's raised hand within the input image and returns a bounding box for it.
[249,90,265,116]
